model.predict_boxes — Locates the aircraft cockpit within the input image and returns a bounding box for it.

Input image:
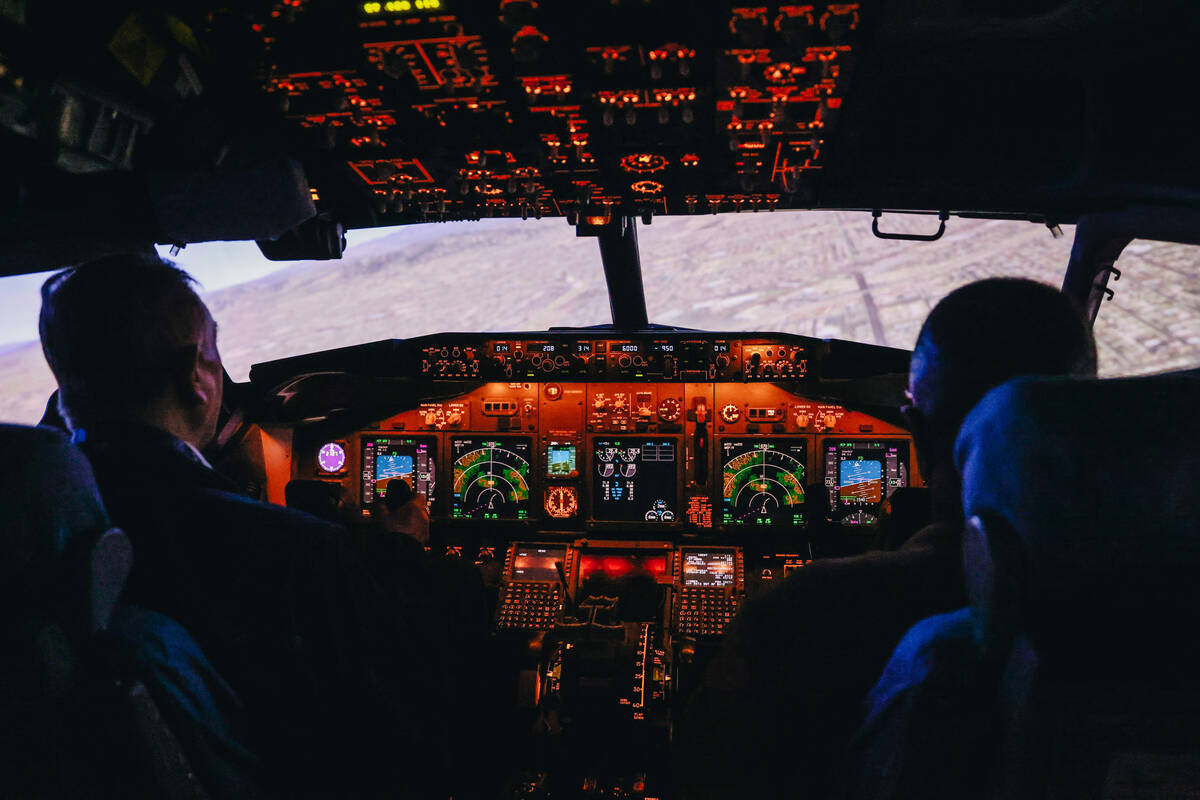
[3,2,1200,798]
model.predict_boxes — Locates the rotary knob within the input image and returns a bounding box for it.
[823,413,838,429]
[657,397,682,422]
[795,413,811,428]
[721,403,741,424]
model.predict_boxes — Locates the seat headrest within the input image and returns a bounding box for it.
[956,374,1200,571]
[954,374,1200,676]
[0,424,130,642]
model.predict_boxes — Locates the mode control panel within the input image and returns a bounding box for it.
[418,334,809,382]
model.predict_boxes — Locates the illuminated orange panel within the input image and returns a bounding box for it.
[348,158,435,185]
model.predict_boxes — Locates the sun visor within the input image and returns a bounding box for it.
[147,155,317,244]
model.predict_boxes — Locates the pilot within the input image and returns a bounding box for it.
[38,253,451,798]
[678,278,1097,800]
[366,477,496,797]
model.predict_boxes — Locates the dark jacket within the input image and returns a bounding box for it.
[677,523,965,800]
[80,423,448,798]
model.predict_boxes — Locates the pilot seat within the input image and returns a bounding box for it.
[0,424,259,799]
[957,372,1200,798]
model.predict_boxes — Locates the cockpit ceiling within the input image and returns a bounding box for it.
[2,1,1199,259]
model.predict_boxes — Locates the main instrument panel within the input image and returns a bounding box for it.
[250,329,914,797]
[274,331,918,546]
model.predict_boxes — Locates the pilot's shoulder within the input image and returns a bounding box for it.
[191,485,350,544]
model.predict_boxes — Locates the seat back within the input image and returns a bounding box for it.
[955,374,1200,799]
[0,424,215,799]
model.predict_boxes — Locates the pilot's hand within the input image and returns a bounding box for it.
[403,493,431,546]
[378,488,431,546]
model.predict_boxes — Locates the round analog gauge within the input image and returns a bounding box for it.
[630,179,664,195]
[644,498,676,522]
[619,153,668,173]
[839,509,879,527]
[722,446,806,524]
[452,442,532,519]
[721,403,741,424]
[544,486,579,519]
[657,397,681,422]
[317,442,346,473]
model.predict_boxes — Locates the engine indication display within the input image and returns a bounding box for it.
[591,437,680,523]
[361,436,436,507]
[721,438,807,526]
[451,437,533,520]
[823,440,909,526]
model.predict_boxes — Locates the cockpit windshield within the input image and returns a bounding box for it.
[1,214,1198,424]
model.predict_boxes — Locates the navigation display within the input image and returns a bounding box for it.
[720,438,807,526]
[511,544,567,582]
[451,436,533,520]
[823,440,909,526]
[681,550,736,587]
[577,552,670,581]
[545,441,578,479]
[591,437,680,523]
[361,436,436,507]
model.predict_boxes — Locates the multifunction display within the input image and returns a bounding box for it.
[577,552,670,581]
[451,436,533,520]
[823,440,909,526]
[591,437,679,523]
[511,544,568,582]
[720,438,807,526]
[681,550,736,587]
[361,436,436,507]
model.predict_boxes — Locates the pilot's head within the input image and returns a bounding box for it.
[904,278,1096,502]
[39,253,223,449]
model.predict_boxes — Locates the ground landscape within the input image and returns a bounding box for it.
[2,211,1198,424]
